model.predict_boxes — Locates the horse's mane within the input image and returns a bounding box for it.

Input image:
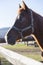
[18,5,43,18]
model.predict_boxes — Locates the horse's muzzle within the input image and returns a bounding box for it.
[5,35,16,45]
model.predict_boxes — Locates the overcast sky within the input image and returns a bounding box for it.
[0,0,43,28]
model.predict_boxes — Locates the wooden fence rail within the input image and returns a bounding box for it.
[0,46,43,65]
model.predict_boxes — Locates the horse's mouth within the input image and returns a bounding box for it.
[5,35,16,45]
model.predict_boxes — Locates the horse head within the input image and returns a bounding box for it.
[5,1,34,45]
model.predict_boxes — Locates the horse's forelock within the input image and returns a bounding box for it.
[17,8,25,14]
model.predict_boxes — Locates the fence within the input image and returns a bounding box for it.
[0,46,43,65]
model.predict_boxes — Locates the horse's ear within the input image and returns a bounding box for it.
[19,4,21,8]
[21,1,28,10]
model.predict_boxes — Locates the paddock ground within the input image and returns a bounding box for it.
[0,42,43,65]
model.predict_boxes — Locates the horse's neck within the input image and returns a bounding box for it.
[34,33,43,51]
[33,12,43,51]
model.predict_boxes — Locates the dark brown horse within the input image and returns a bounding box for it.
[22,36,38,47]
[5,1,43,57]
[22,36,34,41]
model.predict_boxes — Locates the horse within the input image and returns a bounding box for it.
[22,36,37,46]
[22,36,34,41]
[5,1,43,57]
